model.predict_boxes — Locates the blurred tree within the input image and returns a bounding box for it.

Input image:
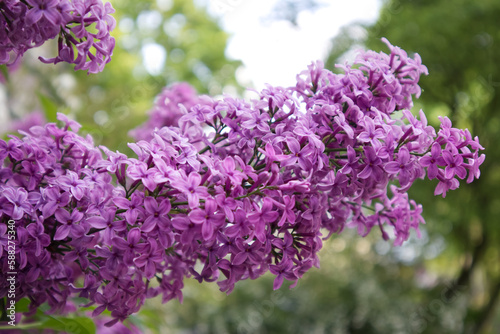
[325,0,500,333]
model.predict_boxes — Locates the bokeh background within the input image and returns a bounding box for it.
[1,0,499,333]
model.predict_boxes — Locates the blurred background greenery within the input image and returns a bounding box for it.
[1,0,500,333]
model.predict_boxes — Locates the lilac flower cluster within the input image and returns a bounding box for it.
[0,0,115,73]
[0,40,484,325]
[130,82,213,141]
[5,110,46,134]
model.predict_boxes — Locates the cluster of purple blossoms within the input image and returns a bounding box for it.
[5,110,46,134]
[130,82,213,141]
[0,0,115,73]
[0,40,485,325]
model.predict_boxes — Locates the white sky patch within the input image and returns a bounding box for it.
[206,0,382,90]
[141,43,167,76]
[137,10,164,32]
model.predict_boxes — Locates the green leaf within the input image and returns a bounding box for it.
[38,315,96,334]
[14,298,31,313]
[37,93,58,123]
[0,65,9,82]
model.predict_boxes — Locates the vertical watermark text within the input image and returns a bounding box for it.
[4,219,17,326]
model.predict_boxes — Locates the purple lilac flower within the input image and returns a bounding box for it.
[442,150,467,179]
[26,220,50,256]
[281,138,313,171]
[57,170,87,200]
[126,161,157,192]
[53,208,85,240]
[358,146,384,180]
[134,238,163,279]
[170,171,208,209]
[188,199,225,241]
[357,116,386,147]
[26,0,61,25]
[275,195,296,227]
[384,147,415,186]
[113,193,144,224]
[270,258,297,290]
[1,0,115,73]
[41,186,71,217]
[231,238,264,266]
[141,197,171,233]
[248,198,279,243]
[420,142,443,180]
[2,186,32,219]
[111,228,147,266]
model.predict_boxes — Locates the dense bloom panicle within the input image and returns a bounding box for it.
[1,0,115,73]
[130,83,213,141]
[0,40,484,325]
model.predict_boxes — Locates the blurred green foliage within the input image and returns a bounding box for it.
[0,298,96,333]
